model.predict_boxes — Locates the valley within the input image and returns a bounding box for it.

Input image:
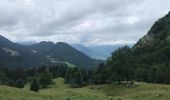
[0,0,170,100]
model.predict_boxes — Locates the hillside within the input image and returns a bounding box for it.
[0,78,170,100]
[29,42,100,68]
[133,11,170,65]
[94,11,170,85]
[0,35,99,68]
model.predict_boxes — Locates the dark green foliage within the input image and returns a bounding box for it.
[39,71,52,88]
[70,70,82,88]
[0,35,100,68]
[96,46,136,84]
[0,65,68,90]
[64,67,90,88]
[93,63,106,84]
[94,11,170,84]
[64,68,72,84]
[134,64,149,82]
[30,78,39,92]
[6,79,15,87]
[16,79,24,88]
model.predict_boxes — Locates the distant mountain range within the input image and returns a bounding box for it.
[72,44,133,60]
[19,40,133,60]
[0,35,100,68]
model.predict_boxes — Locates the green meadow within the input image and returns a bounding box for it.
[0,78,170,100]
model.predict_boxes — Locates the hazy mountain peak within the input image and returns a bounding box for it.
[56,42,69,45]
[0,35,12,42]
[39,41,55,45]
[0,35,13,46]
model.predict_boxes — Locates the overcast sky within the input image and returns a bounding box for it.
[0,0,170,45]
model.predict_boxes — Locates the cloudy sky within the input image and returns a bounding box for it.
[0,0,170,45]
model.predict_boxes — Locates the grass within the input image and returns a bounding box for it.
[0,78,170,100]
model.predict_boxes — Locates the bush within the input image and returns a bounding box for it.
[16,79,24,88]
[70,82,80,88]
[6,79,15,87]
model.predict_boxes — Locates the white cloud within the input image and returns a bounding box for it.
[0,0,170,45]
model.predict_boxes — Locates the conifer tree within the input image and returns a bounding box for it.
[30,78,39,92]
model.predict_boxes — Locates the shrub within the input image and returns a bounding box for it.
[6,79,15,87]
[16,79,24,88]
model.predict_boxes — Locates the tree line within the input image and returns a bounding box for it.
[0,45,169,92]
[0,65,67,91]
[93,46,170,85]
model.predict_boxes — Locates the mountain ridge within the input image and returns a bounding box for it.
[0,35,100,68]
[132,11,170,65]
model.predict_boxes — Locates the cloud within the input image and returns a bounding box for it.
[0,0,170,45]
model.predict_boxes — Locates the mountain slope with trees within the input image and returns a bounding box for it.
[94,11,170,84]
[133,11,170,65]
[0,35,99,68]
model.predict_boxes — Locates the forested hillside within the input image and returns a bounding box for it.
[93,11,170,84]
[0,36,99,68]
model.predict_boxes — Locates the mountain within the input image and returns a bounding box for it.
[71,44,93,58]
[95,12,170,84]
[72,44,130,60]
[29,42,100,68]
[132,11,170,65]
[86,45,126,60]
[0,35,99,68]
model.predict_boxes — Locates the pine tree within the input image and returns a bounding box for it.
[39,71,52,88]
[64,68,72,84]
[71,70,82,88]
[30,78,39,92]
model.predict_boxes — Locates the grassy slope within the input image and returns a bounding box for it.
[0,78,170,100]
